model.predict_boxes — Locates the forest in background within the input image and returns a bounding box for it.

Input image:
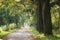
[0,0,60,40]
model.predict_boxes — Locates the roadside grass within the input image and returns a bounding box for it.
[28,27,60,40]
[0,31,9,38]
[0,29,18,38]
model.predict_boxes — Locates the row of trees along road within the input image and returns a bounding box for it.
[0,0,60,36]
[0,0,37,30]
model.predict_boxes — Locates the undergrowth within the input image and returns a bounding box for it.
[28,26,60,40]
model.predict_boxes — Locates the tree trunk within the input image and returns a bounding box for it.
[43,0,52,35]
[36,0,43,32]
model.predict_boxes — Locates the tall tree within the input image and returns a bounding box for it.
[43,0,52,35]
[32,0,53,35]
[36,0,43,32]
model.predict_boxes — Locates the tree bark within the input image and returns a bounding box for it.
[36,0,43,32]
[43,0,52,35]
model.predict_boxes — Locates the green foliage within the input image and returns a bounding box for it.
[0,0,36,30]
[51,4,60,33]
[28,27,60,40]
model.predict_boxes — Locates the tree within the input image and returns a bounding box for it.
[43,0,52,35]
[36,0,43,32]
[36,0,53,35]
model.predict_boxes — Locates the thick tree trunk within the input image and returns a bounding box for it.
[36,0,43,32]
[43,0,52,35]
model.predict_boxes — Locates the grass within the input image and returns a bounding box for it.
[28,26,60,40]
[0,31,9,38]
[0,29,18,38]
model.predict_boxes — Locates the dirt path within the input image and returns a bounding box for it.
[2,28,36,40]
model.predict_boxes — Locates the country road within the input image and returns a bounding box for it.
[2,23,40,40]
[2,28,36,40]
